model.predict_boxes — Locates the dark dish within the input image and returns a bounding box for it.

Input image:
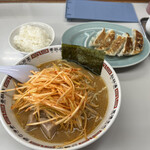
[140,17,150,42]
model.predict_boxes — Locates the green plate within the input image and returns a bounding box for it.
[62,22,150,68]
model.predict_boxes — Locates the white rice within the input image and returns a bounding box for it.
[13,25,51,52]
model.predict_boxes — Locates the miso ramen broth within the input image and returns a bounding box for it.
[13,60,108,144]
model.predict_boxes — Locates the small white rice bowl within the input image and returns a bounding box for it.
[9,22,55,55]
[0,45,121,150]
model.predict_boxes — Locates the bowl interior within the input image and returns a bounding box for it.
[9,22,55,54]
[0,45,121,150]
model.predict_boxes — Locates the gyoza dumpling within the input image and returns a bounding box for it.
[96,29,115,51]
[118,33,133,56]
[130,29,144,55]
[89,28,106,46]
[105,35,126,56]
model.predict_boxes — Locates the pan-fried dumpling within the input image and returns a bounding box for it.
[90,28,144,57]
[89,28,106,46]
[96,29,115,51]
[130,29,144,55]
[118,33,133,56]
[105,35,126,56]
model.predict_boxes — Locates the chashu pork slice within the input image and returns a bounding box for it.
[130,29,144,55]
[40,118,58,139]
[118,33,133,56]
[25,112,37,132]
[105,35,126,56]
[89,28,106,46]
[96,29,115,51]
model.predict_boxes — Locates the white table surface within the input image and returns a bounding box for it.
[0,2,150,150]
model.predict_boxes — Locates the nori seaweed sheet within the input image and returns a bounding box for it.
[62,44,105,75]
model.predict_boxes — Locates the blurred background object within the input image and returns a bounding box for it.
[146,1,150,14]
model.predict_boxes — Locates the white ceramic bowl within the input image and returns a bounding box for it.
[0,45,121,150]
[9,22,55,55]
[146,17,150,35]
